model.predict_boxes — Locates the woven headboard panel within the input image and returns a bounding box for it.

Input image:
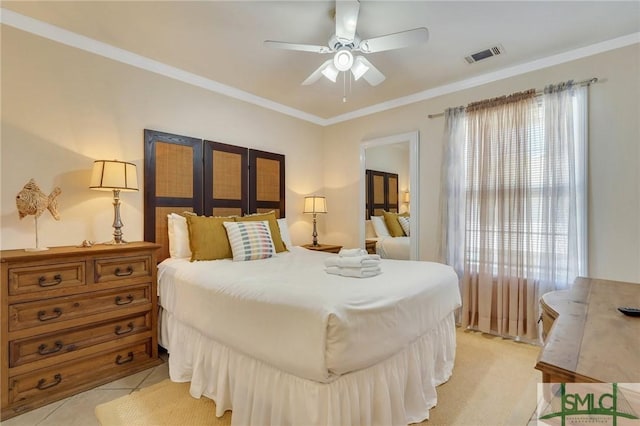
[144,129,285,262]
[365,169,399,219]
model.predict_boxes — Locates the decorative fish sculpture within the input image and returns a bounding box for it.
[16,179,62,220]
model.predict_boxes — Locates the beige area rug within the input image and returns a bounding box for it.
[421,329,541,426]
[95,329,540,426]
[95,381,231,426]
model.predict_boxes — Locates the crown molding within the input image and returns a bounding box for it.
[2,8,638,128]
[0,8,326,126]
[325,32,640,125]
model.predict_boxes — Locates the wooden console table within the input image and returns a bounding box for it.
[535,277,640,383]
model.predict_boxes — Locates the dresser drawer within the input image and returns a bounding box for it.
[8,262,86,296]
[8,285,151,332]
[9,312,152,367]
[94,255,152,283]
[7,339,153,406]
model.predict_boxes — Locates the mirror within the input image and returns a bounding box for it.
[359,131,419,260]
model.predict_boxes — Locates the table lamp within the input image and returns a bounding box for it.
[303,196,327,247]
[90,160,138,244]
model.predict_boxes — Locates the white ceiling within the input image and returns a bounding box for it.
[2,1,639,124]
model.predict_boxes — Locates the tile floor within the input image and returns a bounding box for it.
[2,351,169,426]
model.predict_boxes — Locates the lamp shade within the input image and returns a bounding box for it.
[403,191,410,203]
[90,160,138,191]
[351,56,370,81]
[321,63,339,83]
[303,196,327,214]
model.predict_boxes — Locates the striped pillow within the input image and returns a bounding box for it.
[223,220,275,261]
[398,216,410,236]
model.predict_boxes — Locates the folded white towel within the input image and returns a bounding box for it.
[326,265,381,273]
[338,248,368,257]
[325,266,382,278]
[324,255,381,268]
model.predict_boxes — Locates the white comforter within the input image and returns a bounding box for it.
[158,247,460,383]
[375,236,411,260]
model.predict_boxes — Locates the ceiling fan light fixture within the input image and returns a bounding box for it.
[333,49,354,72]
[351,57,369,80]
[321,63,339,82]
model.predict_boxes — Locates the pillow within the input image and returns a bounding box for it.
[383,211,409,237]
[398,216,410,236]
[186,215,236,261]
[277,217,293,249]
[237,211,287,253]
[370,216,391,238]
[167,213,192,259]
[223,220,275,261]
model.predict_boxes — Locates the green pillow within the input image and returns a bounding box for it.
[237,211,287,253]
[383,211,409,237]
[186,215,236,261]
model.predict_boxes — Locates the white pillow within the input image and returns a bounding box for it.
[277,217,293,249]
[398,216,410,236]
[370,216,391,237]
[223,220,275,261]
[167,213,192,259]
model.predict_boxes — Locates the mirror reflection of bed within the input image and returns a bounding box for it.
[363,138,413,260]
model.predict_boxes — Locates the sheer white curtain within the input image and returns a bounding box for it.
[439,107,467,279]
[440,83,588,341]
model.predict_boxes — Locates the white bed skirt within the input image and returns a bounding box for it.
[160,309,456,426]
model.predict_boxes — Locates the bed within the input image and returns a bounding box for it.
[144,130,462,425]
[366,217,411,260]
[156,223,461,425]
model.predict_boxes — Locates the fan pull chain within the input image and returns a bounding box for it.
[342,72,347,103]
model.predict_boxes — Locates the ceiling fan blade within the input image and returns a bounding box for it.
[359,27,429,53]
[264,40,331,54]
[302,59,336,85]
[355,57,385,86]
[335,0,360,44]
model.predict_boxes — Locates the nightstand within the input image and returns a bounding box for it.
[365,239,377,255]
[302,244,343,254]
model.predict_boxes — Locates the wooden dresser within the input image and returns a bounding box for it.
[1,242,162,421]
[535,277,640,383]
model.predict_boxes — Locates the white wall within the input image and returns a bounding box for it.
[1,27,324,250]
[323,44,640,283]
[2,25,639,283]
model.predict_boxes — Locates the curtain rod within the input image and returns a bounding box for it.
[427,77,599,119]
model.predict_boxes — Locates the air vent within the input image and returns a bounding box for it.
[464,45,505,64]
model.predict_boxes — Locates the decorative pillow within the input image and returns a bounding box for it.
[370,216,391,237]
[237,211,287,253]
[383,211,409,237]
[276,217,293,249]
[167,213,192,259]
[398,216,410,236]
[223,220,275,261]
[186,215,236,261]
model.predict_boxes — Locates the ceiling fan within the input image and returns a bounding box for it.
[264,0,429,87]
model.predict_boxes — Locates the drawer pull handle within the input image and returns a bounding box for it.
[114,266,134,277]
[115,295,134,305]
[37,374,62,390]
[38,274,63,287]
[115,352,134,365]
[38,341,64,355]
[115,322,134,335]
[38,308,62,321]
